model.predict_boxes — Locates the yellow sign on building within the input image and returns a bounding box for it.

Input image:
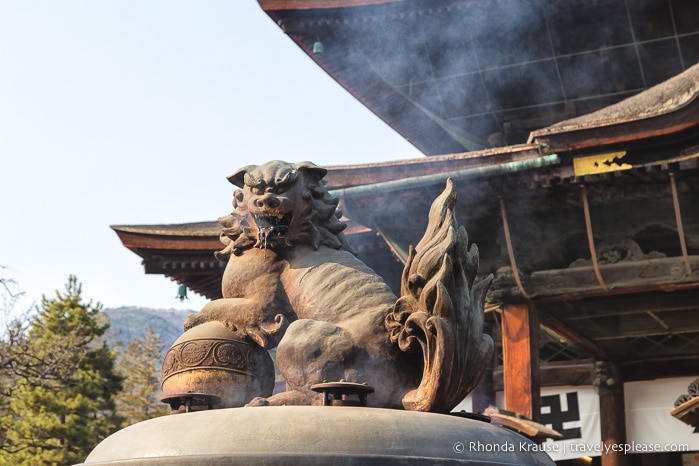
[573,151,632,176]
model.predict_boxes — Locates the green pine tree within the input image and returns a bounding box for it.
[0,276,123,466]
[115,327,169,425]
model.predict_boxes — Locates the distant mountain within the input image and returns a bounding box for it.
[103,306,285,393]
[103,306,194,354]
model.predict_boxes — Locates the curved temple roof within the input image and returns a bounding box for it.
[258,0,699,155]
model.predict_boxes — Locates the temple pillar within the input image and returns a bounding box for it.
[595,362,629,466]
[501,303,540,420]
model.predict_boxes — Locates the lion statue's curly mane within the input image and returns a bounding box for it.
[214,161,354,260]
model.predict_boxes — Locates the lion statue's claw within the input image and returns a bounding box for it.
[245,397,270,407]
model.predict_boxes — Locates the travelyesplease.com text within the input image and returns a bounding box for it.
[452,440,689,455]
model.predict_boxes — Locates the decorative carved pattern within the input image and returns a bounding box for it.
[592,361,618,388]
[161,338,256,383]
[570,238,665,268]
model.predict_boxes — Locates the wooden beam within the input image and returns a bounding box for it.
[491,357,697,390]
[493,362,595,391]
[539,312,607,359]
[501,303,540,420]
[494,257,699,301]
[563,292,699,320]
[621,356,699,382]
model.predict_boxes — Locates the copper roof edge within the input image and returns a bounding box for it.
[325,143,540,170]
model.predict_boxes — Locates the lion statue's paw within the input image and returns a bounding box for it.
[245,397,270,407]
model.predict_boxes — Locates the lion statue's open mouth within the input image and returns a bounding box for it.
[254,213,292,246]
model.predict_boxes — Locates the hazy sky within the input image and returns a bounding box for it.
[0,1,423,313]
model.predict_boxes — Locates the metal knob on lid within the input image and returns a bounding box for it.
[310,381,375,407]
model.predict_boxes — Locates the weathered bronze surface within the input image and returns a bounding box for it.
[180,160,492,413]
[160,321,274,410]
[80,406,556,465]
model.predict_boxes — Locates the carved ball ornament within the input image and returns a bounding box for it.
[161,321,275,412]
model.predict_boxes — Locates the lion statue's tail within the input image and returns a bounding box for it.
[385,179,493,413]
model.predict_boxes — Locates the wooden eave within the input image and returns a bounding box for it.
[530,63,699,154]
[255,1,699,157]
[324,144,541,189]
[256,0,477,155]
[112,223,226,299]
[112,223,222,252]
[258,0,401,10]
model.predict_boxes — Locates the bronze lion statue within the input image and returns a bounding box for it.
[184,160,493,412]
